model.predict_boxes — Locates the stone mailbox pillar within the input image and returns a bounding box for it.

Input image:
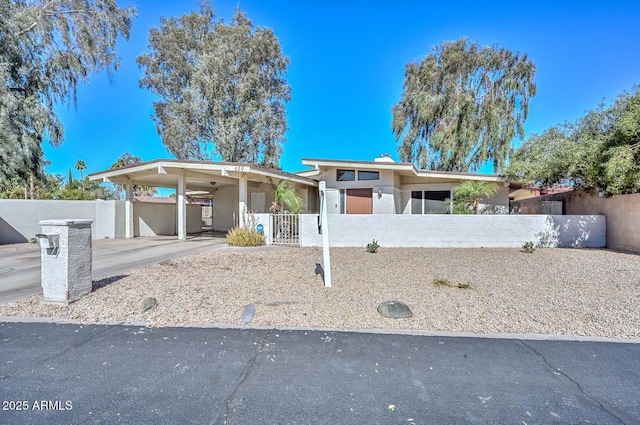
[37,219,93,305]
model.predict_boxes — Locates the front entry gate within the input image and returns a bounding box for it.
[271,213,300,246]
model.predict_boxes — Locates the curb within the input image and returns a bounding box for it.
[1,315,639,344]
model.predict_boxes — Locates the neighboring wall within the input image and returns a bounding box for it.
[0,200,125,244]
[299,214,605,248]
[512,191,640,253]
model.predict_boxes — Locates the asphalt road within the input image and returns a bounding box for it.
[0,323,638,424]
[0,236,228,304]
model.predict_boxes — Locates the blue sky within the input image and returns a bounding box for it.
[45,0,640,184]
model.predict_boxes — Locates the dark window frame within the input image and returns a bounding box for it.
[336,169,356,181]
[358,170,380,181]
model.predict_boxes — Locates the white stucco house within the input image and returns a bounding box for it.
[296,154,509,215]
[87,155,510,240]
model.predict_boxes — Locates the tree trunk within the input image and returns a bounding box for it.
[29,174,35,200]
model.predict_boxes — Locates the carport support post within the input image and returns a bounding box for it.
[177,170,187,240]
[238,176,248,229]
[125,180,133,239]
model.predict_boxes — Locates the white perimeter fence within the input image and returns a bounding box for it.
[297,214,606,248]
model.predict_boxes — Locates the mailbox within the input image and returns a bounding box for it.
[35,233,60,249]
[38,219,93,305]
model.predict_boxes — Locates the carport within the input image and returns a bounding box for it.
[88,160,318,240]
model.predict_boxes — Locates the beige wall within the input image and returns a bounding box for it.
[0,199,125,244]
[512,190,640,253]
[133,202,201,237]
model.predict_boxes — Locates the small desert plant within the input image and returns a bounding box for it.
[366,239,380,253]
[522,241,536,253]
[432,277,471,289]
[226,227,266,247]
[432,277,452,287]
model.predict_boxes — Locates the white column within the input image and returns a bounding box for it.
[238,176,248,229]
[125,181,133,238]
[177,170,186,240]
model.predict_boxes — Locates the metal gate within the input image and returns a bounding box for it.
[271,213,300,246]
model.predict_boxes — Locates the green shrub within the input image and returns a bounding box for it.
[226,227,266,247]
[522,241,536,253]
[366,239,380,253]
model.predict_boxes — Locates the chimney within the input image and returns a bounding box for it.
[374,153,395,163]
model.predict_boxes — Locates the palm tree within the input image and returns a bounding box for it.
[453,181,498,214]
[75,160,87,192]
[270,180,303,213]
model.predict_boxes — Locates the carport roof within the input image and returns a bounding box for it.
[88,159,318,193]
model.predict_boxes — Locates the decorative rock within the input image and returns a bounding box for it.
[141,297,158,312]
[377,301,413,319]
[242,303,256,324]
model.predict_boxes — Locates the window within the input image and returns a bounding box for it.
[358,171,379,181]
[411,191,423,215]
[411,190,452,214]
[336,169,355,181]
[425,191,450,201]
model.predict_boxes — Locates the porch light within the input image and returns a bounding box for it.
[378,188,383,199]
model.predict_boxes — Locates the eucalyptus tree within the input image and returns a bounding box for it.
[0,0,136,183]
[392,38,536,172]
[138,3,291,167]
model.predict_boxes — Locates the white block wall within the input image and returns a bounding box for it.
[299,214,606,248]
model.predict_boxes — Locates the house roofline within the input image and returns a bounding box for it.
[88,159,318,186]
[300,158,505,182]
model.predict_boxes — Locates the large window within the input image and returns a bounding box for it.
[337,169,355,181]
[411,190,451,214]
[358,171,379,181]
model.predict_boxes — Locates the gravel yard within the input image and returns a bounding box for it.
[1,246,639,339]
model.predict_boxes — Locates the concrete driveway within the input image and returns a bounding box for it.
[0,235,228,304]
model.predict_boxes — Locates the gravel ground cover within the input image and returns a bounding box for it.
[1,246,639,339]
[0,242,39,254]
